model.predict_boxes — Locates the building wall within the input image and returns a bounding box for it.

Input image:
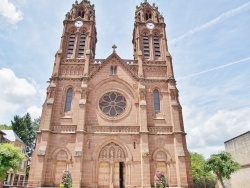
[224,131,250,188]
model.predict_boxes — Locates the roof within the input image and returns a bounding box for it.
[224,130,250,143]
[1,130,24,144]
[0,130,6,135]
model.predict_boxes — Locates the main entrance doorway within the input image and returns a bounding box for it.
[97,143,126,188]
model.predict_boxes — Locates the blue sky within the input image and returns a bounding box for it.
[0,0,250,157]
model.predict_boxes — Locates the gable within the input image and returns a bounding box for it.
[88,52,139,81]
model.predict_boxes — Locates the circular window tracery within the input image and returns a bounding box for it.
[99,92,126,117]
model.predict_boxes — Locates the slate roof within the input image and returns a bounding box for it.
[1,130,24,144]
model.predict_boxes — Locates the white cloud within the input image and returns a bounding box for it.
[185,107,250,157]
[0,68,37,124]
[178,57,250,80]
[0,0,23,24]
[26,106,42,120]
[169,1,250,44]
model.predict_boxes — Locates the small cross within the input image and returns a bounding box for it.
[112,44,117,52]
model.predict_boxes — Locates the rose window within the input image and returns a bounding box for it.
[99,92,126,117]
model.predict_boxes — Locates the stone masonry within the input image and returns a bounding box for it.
[28,1,193,187]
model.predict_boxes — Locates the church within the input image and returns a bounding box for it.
[29,1,193,187]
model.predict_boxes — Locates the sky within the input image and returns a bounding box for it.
[0,0,250,157]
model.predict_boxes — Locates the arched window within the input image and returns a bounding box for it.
[78,33,86,57]
[88,140,91,149]
[154,36,161,59]
[143,36,150,59]
[110,66,117,75]
[65,88,73,112]
[67,33,75,58]
[153,90,160,113]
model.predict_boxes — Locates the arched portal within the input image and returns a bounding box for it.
[97,142,126,188]
[152,148,173,186]
[51,148,72,186]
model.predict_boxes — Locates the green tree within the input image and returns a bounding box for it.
[0,124,12,130]
[205,151,241,188]
[0,143,25,188]
[190,152,215,188]
[11,113,38,157]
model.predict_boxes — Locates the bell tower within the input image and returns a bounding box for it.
[132,1,173,78]
[52,0,97,78]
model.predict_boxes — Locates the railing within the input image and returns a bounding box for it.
[3,180,39,188]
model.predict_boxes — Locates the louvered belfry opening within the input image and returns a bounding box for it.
[154,36,161,59]
[78,33,86,57]
[143,36,150,60]
[67,33,75,58]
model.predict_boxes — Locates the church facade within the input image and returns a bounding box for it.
[29,1,193,187]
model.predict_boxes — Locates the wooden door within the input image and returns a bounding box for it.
[98,162,110,188]
[54,161,67,186]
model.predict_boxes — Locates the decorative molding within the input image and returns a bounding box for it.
[143,60,167,66]
[148,126,173,134]
[61,59,85,64]
[85,126,140,133]
[52,125,77,133]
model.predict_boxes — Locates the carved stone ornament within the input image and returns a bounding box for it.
[75,150,82,157]
[139,100,147,106]
[142,150,150,157]
[47,98,54,104]
[37,149,46,156]
[79,99,86,105]
[178,148,185,157]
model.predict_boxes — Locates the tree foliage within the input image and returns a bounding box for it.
[205,151,241,188]
[190,152,215,188]
[0,124,12,130]
[11,113,40,157]
[0,143,25,180]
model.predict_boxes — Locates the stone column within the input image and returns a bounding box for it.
[138,84,151,187]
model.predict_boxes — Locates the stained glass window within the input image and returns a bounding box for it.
[153,90,160,113]
[65,88,73,112]
[99,92,126,117]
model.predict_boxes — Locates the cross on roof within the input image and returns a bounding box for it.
[112,44,117,52]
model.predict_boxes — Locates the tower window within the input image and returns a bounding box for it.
[145,11,152,20]
[78,33,86,57]
[67,34,75,58]
[65,88,73,112]
[153,90,160,113]
[154,36,161,59]
[78,10,85,18]
[143,36,150,60]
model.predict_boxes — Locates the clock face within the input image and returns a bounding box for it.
[146,22,155,29]
[75,20,83,27]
